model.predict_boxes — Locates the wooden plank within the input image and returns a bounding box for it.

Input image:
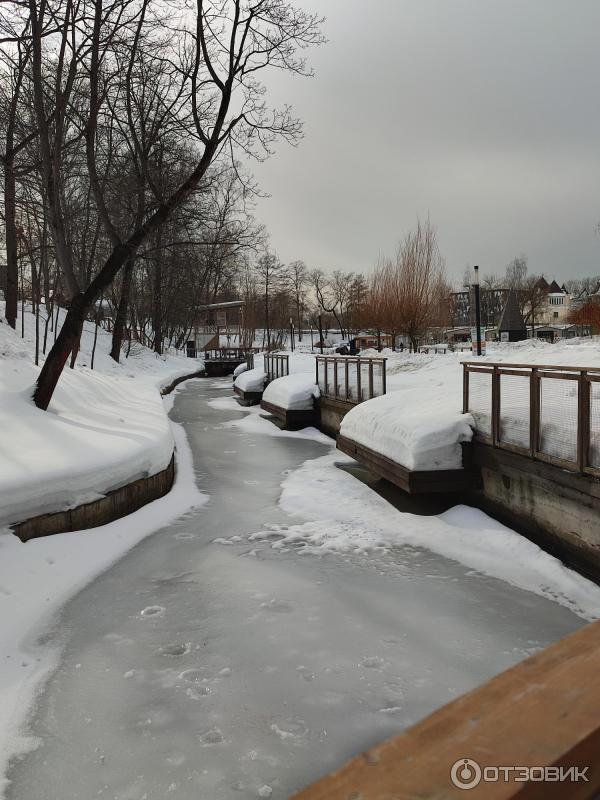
[336,436,467,494]
[292,620,600,800]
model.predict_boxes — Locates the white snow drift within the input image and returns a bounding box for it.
[0,306,200,527]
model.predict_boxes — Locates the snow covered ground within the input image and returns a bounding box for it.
[0,305,201,526]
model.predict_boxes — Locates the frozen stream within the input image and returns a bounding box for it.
[7,379,586,799]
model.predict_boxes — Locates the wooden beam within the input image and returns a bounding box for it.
[337,435,468,494]
[292,620,600,800]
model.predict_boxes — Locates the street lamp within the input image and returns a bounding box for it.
[289,317,295,352]
[473,265,482,356]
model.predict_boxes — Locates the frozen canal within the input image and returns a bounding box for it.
[7,379,587,799]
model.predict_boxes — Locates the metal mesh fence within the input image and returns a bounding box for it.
[589,382,600,468]
[498,373,530,449]
[538,377,578,463]
[467,370,492,437]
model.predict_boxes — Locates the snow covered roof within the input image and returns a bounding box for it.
[199,300,244,310]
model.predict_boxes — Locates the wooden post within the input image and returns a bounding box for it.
[462,364,469,414]
[324,358,328,397]
[357,359,362,403]
[492,365,500,446]
[345,359,349,401]
[369,361,374,399]
[334,358,339,400]
[530,367,540,458]
[578,371,590,473]
[382,359,387,396]
[315,356,319,390]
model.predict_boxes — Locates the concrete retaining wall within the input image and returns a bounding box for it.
[469,442,600,583]
[318,397,355,437]
[14,457,175,542]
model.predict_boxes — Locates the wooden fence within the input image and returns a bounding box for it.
[265,353,290,382]
[316,356,387,405]
[205,347,258,362]
[463,361,600,474]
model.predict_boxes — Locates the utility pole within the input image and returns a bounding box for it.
[473,265,482,356]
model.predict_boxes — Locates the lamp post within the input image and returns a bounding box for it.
[473,265,482,356]
[289,317,295,352]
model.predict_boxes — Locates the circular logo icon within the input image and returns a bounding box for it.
[451,758,482,790]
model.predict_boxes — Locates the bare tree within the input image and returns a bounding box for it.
[22,0,323,409]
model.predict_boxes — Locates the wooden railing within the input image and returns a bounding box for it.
[205,347,257,361]
[316,356,387,405]
[463,361,600,475]
[246,352,255,371]
[265,353,289,382]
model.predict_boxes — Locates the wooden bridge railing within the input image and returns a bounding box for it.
[463,361,600,475]
[316,356,387,405]
[265,353,290,382]
[205,347,258,362]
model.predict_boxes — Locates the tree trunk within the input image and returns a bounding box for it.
[152,232,163,354]
[110,259,135,362]
[4,158,18,328]
[33,294,87,410]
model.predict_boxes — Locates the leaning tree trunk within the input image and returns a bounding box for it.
[110,258,135,362]
[33,294,87,409]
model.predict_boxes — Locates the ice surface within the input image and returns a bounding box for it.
[5,379,597,800]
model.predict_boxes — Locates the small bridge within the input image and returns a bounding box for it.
[203,348,257,377]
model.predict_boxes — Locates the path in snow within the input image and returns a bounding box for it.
[6,379,586,799]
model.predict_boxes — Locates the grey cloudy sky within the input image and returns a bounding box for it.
[252,0,600,285]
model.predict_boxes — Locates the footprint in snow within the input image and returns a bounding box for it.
[159,642,190,657]
[140,605,165,618]
[260,599,294,613]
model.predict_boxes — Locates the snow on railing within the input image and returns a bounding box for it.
[316,355,387,405]
[265,353,290,382]
[463,361,600,474]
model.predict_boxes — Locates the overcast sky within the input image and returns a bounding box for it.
[251,0,600,285]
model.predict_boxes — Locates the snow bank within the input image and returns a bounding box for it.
[234,366,266,393]
[262,372,319,411]
[0,412,207,798]
[342,392,473,469]
[265,450,600,621]
[0,305,201,527]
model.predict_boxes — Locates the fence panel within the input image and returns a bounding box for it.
[498,371,530,450]
[465,369,493,439]
[463,362,600,475]
[538,376,579,463]
[265,353,290,382]
[316,356,386,405]
[589,380,600,469]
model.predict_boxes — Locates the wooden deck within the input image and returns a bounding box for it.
[337,434,469,493]
[233,385,263,406]
[293,619,600,800]
[260,399,319,430]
